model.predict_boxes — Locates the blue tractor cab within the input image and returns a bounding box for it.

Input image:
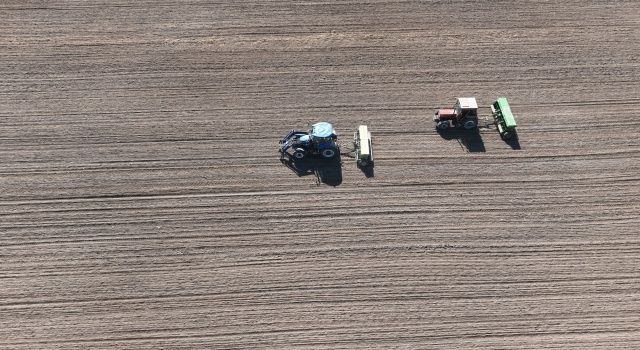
[310,122,337,151]
[279,122,339,160]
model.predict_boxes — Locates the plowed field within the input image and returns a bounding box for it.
[1,1,640,349]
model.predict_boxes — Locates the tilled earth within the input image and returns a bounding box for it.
[1,1,640,349]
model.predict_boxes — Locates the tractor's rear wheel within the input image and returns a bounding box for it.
[321,149,336,158]
[293,149,306,159]
[463,119,477,129]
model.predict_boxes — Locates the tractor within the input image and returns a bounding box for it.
[433,97,479,130]
[354,125,373,167]
[491,97,518,140]
[279,121,339,160]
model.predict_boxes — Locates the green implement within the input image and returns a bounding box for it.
[491,97,517,140]
[354,125,373,167]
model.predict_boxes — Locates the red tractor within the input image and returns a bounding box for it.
[433,97,479,130]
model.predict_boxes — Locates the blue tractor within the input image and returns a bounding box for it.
[279,122,339,160]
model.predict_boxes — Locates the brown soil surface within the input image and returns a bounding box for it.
[1,1,639,349]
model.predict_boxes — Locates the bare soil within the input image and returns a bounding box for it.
[1,1,640,349]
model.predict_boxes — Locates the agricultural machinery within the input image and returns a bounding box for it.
[279,122,339,160]
[491,97,518,140]
[433,97,479,130]
[354,125,373,167]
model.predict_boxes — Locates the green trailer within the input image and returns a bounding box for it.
[491,97,517,140]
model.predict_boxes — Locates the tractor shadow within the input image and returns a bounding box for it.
[280,154,343,186]
[437,128,486,153]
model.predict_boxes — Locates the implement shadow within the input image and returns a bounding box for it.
[358,163,374,178]
[504,136,521,150]
[280,154,343,186]
[437,128,486,153]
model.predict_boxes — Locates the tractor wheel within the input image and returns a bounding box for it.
[437,121,449,130]
[321,149,336,159]
[463,119,477,129]
[293,149,306,159]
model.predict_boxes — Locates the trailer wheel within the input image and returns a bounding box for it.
[293,149,306,159]
[357,159,368,167]
[321,149,336,158]
[502,131,512,140]
[437,121,449,130]
[463,119,477,129]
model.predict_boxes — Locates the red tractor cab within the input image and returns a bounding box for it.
[434,97,479,130]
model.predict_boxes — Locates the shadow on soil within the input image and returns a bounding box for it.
[437,128,486,153]
[281,154,343,186]
[358,163,374,178]
[504,136,521,150]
